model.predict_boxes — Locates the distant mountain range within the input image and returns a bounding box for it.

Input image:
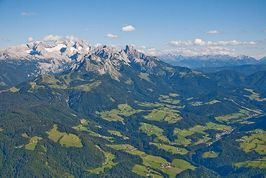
[159,54,266,69]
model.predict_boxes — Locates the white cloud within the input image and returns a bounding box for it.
[207,30,220,34]
[161,46,234,56]
[140,46,160,56]
[21,12,35,16]
[131,45,161,56]
[125,39,258,57]
[170,38,256,47]
[170,38,205,46]
[170,40,193,46]
[28,37,34,42]
[194,38,205,46]
[122,25,135,32]
[167,38,257,56]
[207,40,256,46]
[43,35,62,41]
[106,33,118,39]
[145,48,158,56]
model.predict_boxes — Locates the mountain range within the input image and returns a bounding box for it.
[0,37,266,177]
[1,38,265,89]
[160,54,266,69]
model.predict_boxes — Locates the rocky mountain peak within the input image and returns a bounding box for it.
[0,37,162,80]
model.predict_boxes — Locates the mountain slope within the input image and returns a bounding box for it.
[199,64,266,76]
[0,41,266,177]
[0,37,91,87]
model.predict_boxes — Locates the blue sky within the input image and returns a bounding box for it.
[0,0,266,58]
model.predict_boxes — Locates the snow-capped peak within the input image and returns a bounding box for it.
[0,36,158,78]
[0,36,94,73]
[0,37,91,61]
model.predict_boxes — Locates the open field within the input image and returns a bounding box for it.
[136,101,163,108]
[215,108,260,123]
[235,157,266,169]
[158,95,180,105]
[237,129,266,155]
[190,99,220,106]
[173,122,232,146]
[41,75,101,92]
[98,104,142,122]
[47,124,83,148]
[24,136,42,151]
[73,120,113,142]
[144,107,182,124]
[244,88,266,102]
[205,100,220,105]
[9,86,19,93]
[137,93,183,124]
[41,75,68,89]
[140,122,170,143]
[132,164,162,178]
[149,142,188,155]
[108,144,195,178]
[202,151,219,158]
[108,130,129,140]
[129,93,185,124]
